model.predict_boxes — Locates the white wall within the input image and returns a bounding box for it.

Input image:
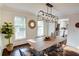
[0,33,2,55]
[0,6,37,48]
[67,13,79,48]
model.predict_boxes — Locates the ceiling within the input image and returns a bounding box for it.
[0,3,79,18]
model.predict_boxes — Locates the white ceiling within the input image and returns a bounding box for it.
[0,3,79,18]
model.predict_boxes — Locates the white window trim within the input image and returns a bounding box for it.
[37,20,44,38]
[14,16,27,40]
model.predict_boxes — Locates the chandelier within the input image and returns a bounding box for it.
[37,3,58,23]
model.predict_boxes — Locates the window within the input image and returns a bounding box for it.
[48,22,55,36]
[14,16,26,40]
[37,21,44,36]
[58,19,68,37]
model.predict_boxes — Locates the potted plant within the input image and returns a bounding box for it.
[0,22,14,51]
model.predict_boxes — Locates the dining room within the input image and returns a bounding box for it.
[0,3,79,56]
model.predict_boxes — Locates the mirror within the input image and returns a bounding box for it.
[28,20,36,29]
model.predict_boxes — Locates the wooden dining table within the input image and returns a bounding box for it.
[26,36,66,52]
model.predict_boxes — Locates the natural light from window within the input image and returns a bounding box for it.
[14,16,26,40]
[37,21,44,37]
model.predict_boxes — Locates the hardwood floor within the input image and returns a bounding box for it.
[63,45,79,56]
[5,44,79,56]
